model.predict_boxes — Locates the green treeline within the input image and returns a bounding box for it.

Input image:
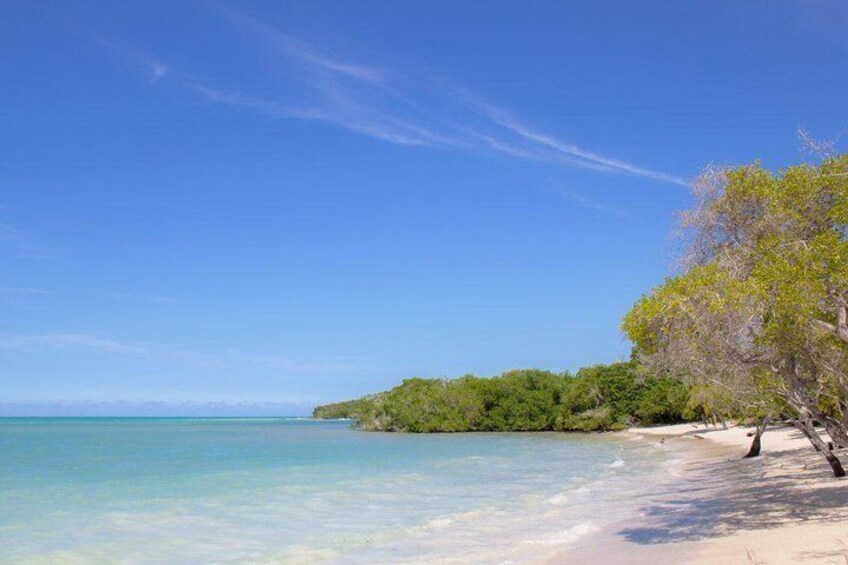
[313,363,696,432]
[316,153,848,479]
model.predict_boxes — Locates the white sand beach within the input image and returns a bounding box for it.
[596,424,848,564]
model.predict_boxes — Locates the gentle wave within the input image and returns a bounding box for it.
[0,419,674,563]
[544,491,571,505]
[527,522,600,546]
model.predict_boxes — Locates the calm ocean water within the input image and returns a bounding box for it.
[0,418,675,564]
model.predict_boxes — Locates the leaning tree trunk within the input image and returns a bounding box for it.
[784,358,848,449]
[794,417,846,478]
[818,415,848,449]
[804,402,848,449]
[744,419,768,458]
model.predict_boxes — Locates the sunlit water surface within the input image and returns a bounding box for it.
[0,418,676,563]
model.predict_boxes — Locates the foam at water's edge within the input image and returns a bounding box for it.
[527,522,600,546]
[416,509,490,532]
[544,491,570,505]
[3,419,684,564]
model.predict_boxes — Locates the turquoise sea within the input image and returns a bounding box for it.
[0,418,676,563]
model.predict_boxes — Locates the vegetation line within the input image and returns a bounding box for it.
[317,153,848,478]
[314,363,704,433]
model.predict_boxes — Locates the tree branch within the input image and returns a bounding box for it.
[811,306,848,344]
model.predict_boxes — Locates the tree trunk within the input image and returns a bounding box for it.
[813,304,848,344]
[805,406,848,449]
[784,358,848,449]
[744,420,767,458]
[744,429,762,458]
[794,417,846,477]
[795,421,822,451]
[819,416,848,449]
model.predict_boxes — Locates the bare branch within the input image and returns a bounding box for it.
[798,127,839,158]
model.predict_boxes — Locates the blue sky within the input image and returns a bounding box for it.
[2,1,846,414]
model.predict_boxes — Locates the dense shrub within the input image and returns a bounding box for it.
[379,378,485,432]
[312,397,376,420]
[635,377,691,425]
[313,363,693,432]
[556,362,643,431]
[473,370,567,431]
[557,406,623,432]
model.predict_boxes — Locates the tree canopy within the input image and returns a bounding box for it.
[314,364,692,433]
[623,154,848,475]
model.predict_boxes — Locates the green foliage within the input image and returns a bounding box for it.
[557,406,622,432]
[473,370,568,431]
[379,378,485,433]
[622,155,848,437]
[314,364,692,433]
[555,362,689,431]
[636,378,691,425]
[312,397,376,420]
[563,363,641,414]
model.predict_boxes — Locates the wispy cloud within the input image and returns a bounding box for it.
[144,58,169,83]
[183,81,450,147]
[85,32,170,85]
[106,6,688,187]
[468,100,690,186]
[0,332,356,374]
[219,6,384,84]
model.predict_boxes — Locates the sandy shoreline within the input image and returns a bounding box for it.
[568,422,848,564]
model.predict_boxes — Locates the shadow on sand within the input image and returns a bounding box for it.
[617,428,848,546]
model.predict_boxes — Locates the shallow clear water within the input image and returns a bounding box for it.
[0,418,673,564]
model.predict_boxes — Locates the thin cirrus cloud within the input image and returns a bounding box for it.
[118,6,688,187]
[0,333,357,374]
